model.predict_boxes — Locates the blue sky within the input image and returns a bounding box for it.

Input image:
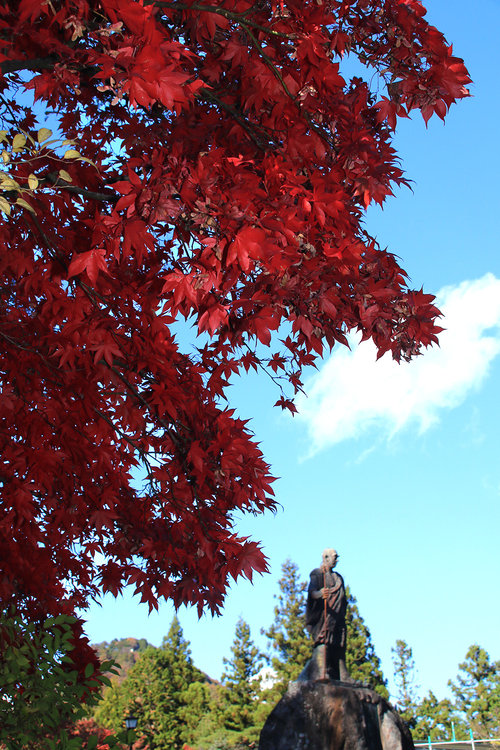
[83,0,500,703]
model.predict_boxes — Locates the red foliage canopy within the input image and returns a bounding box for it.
[0,0,469,668]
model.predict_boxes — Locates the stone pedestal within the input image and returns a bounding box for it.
[259,680,414,750]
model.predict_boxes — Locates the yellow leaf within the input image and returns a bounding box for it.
[12,133,27,151]
[62,139,77,146]
[0,131,8,143]
[64,149,81,159]
[1,151,9,164]
[58,169,72,183]
[15,197,36,213]
[37,128,53,143]
[0,196,11,215]
[28,174,39,190]
[0,175,20,190]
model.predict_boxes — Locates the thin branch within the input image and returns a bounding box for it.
[152,1,296,38]
[240,23,338,153]
[43,173,118,204]
[196,89,272,151]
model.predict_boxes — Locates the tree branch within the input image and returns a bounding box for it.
[44,173,118,204]
[196,89,273,151]
[151,1,296,38]
[1,57,59,75]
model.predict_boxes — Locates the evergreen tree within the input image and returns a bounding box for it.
[95,616,206,749]
[180,681,221,748]
[262,559,310,688]
[93,681,129,731]
[412,691,467,742]
[221,618,263,733]
[449,645,500,738]
[345,588,388,699]
[391,639,419,726]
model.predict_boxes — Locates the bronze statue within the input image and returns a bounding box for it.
[305,548,349,681]
[260,548,416,750]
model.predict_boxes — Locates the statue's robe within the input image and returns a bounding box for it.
[306,567,347,648]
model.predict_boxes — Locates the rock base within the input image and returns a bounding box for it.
[259,680,414,750]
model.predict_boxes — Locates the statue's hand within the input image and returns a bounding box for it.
[321,587,329,599]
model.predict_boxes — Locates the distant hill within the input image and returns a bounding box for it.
[92,637,218,685]
[93,637,151,683]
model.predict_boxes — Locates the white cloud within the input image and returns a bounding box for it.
[296,274,500,454]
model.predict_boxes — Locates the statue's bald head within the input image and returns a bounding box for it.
[322,549,338,569]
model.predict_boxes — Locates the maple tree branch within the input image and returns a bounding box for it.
[43,173,118,204]
[0,329,37,354]
[91,405,154,470]
[107,364,185,452]
[152,1,296,38]
[196,89,272,151]
[244,344,288,394]
[242,24,296,100]
[22,212,112,311]
[240,23,338,153]
[0,57,59,75]
[0,93,25,128]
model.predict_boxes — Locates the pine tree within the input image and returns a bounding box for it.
[412,691,466,742]
[262,559,311,688]
[93,681,129,732]
[391,639,419,725]
[95,616,206,749]
[449,645,500,738]
[221,618,263,732]
[345,588,388,699]
[180,681,220,748]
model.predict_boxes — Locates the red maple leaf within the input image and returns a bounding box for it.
[68,248,109,285]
